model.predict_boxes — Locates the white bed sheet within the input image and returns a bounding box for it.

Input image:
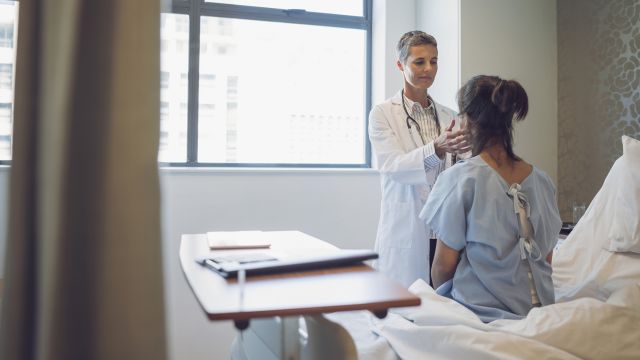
[328,280,640,360]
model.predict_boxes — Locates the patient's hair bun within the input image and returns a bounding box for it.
[491,79,528,121]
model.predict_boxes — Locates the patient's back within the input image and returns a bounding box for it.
[421,156,562,322]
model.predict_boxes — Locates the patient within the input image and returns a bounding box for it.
[419,75,562,322]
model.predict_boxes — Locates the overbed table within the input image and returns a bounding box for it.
[180,231,420,359]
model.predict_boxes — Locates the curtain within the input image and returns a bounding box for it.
[0,0,167,359]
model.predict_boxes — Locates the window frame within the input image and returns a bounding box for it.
[163,0,372,168]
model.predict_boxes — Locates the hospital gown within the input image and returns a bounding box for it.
[419,156,562,322]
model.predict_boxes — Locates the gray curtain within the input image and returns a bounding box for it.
[0,1,167,359]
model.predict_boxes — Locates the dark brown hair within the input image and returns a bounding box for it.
[396,31,437,64]
[457,75,528,160]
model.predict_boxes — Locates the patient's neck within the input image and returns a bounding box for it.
[480,143,532,185]
[480,144,514,168]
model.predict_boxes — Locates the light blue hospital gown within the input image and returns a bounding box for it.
[419,156,562,322]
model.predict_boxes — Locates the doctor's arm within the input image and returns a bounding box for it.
[431,239,460,289]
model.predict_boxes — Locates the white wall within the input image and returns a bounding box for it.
[417,0,461,111]
[459,0,558,182]
[374,0,461,109]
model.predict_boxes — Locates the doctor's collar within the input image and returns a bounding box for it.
[402,92,436,113]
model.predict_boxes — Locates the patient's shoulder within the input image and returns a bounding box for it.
[437,159,485,194]
[446,156,491,179]
[530,166,556,188]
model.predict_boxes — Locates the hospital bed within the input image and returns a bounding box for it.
[233,135,640,359]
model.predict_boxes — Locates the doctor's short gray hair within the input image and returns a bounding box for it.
[396,31,438,64]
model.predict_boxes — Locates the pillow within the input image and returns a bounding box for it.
[605,135,640,253]
[553,135,640,302]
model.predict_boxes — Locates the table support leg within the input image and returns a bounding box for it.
[301,315,357,360]
[231,314,357,360]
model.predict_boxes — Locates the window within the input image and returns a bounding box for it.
[0,0,17,162]
[0,102,10,121]
[160,71,169,89]
[161,0,372,167]
[0,63,11,89]
[0,22,13,48]
[0,102,11,157]
[175,16,189,33]
[200,74,216,88]
[160,13,189,162]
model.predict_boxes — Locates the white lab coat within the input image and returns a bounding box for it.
[369,90,459,288]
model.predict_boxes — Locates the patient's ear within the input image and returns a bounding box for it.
[397,60,404,72]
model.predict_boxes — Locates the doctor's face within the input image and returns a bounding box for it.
[397,44,438,91]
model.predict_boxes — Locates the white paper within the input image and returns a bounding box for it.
[206,231,271,250]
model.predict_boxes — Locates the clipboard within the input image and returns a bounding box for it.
[197,249,378,279]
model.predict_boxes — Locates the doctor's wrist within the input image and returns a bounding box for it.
[433,143,446,159]
[423,142,443,169]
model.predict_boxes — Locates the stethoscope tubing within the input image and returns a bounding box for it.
[401,89,441,146]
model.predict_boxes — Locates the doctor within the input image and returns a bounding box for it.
[369,31,469,288]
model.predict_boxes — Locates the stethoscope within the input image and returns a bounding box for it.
[401,89,441,146]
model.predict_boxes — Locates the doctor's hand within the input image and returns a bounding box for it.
[434,119,471,159]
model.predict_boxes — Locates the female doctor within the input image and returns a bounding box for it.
[369,31,470,288]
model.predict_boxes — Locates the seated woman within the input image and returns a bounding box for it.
[419,75,562,322]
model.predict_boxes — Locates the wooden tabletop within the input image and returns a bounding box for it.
[180,231,421,323]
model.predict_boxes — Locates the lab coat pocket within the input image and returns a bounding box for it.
[380,202,416,249]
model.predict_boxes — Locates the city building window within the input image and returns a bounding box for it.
[0,63,11,89]
[161,0,371,167]
[160,71,169,89]
[0,22,13,48]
